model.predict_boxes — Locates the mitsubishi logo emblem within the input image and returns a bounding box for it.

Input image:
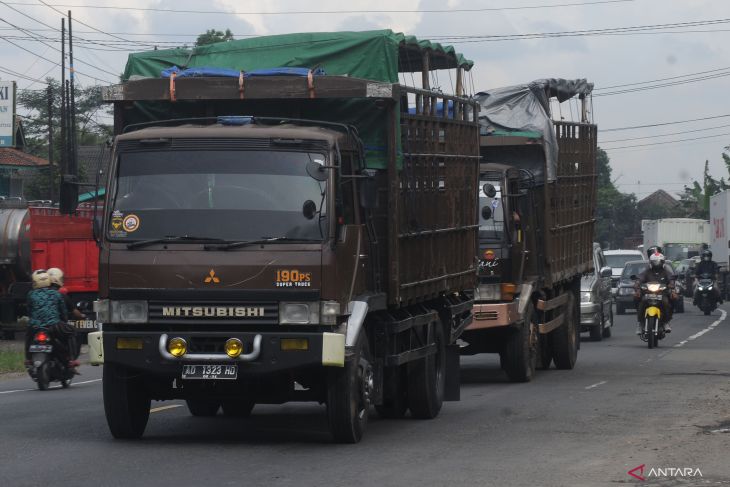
[204,269,220,284]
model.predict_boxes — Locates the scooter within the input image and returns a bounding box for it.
[695,273,718,316]
[26,328,74,390]
[639,281,668,349]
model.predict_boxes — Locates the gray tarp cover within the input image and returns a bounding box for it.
[475,78,593,181]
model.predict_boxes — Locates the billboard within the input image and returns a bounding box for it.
[0,81,15,147]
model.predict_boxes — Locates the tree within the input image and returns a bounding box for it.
[678,159,730,219]
[17,78,111,200]
[195,29,234,46]
[594,147,641,248]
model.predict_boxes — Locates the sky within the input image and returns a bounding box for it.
[2,0,730,200]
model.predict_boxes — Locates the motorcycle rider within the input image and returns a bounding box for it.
[635,252,676,335]
[46,268,83,363]
[693,249,722,305]
[24,269,77,369]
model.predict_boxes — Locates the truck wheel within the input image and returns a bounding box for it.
[502,302,538,382]
[103,362,151,439]
[551,292,578,370]
[327,329,372,443]
[221,397,254,418]
[538,335,552,370]
[375,365,408,419]
[407,319,446,419]
[186,399,220,417]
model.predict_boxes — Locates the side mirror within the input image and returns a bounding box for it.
[92,217,102,246]
[482,183,497,198]
[59,176,79,214]
[359,170,378,209]
[599,266,612,278]
[481,206,492,220]
[306,159,328,182]
[302,200,317,220]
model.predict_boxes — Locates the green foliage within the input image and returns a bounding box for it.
[595,147,640,248]
[678,158,730,219]
[17,78,111,200]
[195,29,234,46]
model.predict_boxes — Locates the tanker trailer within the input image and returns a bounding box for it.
[0,200,99,339]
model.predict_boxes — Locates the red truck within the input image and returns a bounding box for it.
[0,201,99,339]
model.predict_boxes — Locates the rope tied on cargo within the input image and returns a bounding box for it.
[239,70,245,100]
[307,69,315,99]
[169,71,177,102]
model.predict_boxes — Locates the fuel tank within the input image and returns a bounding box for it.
[0,206,31,280]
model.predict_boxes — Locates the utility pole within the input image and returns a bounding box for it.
[47,84,55,202]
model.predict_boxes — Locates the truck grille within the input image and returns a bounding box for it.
[148,301,278,325]
[474,310,499,321]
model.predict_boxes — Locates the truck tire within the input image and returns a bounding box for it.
[551,291,578,370]
[375,365,408,419]
[407,319,446,419]
[538,335,552,370]
[501,301,538,382]
[103,362,151,439]
[327,328,372,443]
[186,399,220,417]
[221,397,254,418]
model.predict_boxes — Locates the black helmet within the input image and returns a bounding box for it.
[647,245,664,258]
[702,249,712,261]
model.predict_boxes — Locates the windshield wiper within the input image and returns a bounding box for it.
[127,235,228,250]
[205,236,321,251]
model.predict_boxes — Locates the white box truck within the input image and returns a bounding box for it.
[641,218,709,263]
[710,191,730,265]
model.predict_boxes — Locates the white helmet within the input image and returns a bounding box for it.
[31,269,51,289]
[47,267,64,287]
[649,252,665,271]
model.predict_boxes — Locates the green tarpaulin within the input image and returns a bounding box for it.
[123,30,473,82]
[120,30,473,169]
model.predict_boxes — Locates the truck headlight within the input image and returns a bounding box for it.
[476,284,500,301]
[581,291,593,303]
[108,300,148,323]
[279,302,319,324]
[320,301,341,325]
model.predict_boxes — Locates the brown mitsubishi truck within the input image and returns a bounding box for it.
[86,33,479,442]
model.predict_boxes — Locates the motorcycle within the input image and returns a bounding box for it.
[695,273,718,316]
[26,328,74,390]
[639,281,668,349]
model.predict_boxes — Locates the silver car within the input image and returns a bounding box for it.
[580,243,614,341]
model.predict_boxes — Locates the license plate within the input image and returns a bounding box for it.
[646,295,662,301]
[181,364,238,380]
[28,344,52,353]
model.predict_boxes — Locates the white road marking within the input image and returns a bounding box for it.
[72,378,102,385]
[709,428,730,434]
[673,309,727,349]
[150,404,182,413]
[585,381,607,390]
[0,388,35,394]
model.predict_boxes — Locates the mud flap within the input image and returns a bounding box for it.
[444,343,460,401]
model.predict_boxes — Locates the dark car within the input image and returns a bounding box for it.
[615,260,648,315]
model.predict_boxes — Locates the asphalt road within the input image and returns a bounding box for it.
[1,302,729,487]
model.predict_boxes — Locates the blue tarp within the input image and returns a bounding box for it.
[161,66,326,78]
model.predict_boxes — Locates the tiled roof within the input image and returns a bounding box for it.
[0,148,49,167]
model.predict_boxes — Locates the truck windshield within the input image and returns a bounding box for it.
[108,150,328,242]
[479,180,504,241]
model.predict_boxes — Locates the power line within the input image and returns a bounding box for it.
[596,65,730,90]
[601,114,730,132]
[594,71,730,96]
[5,0,636,15]
[599,123,730,144]
[603,131,730,150]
